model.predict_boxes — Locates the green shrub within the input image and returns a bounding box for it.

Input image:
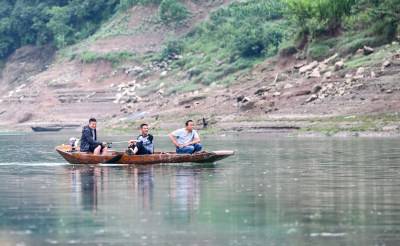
[307,42,334,60]
[234,21,285,57]
[160,0,190,26]
[160,32,185,59]
[202,71,225,85]
[284,0,357,37]
[80,51,133,66]
[117,0,162,12]
[80,51,101,63]
[337,35,384,55]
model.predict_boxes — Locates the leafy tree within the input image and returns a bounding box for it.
[46,6,73,48]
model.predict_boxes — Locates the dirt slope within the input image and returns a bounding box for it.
[0,1,399,136]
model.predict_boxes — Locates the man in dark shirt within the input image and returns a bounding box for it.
[80,118,108,155]
[127,123,154,155]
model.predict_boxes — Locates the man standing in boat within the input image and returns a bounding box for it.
[80,118,108,155]
[169,120,202,154]
[127,123,154,155]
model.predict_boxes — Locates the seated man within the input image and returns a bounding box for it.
[169,120,202,154]
[80,118,108,155]
[127,123,154,155]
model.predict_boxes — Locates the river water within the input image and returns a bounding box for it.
[0,132,399,246]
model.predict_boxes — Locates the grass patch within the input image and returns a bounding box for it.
[307,39,338,60]
[80,51,134,67]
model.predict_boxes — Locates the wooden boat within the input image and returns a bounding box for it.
[32,126,63,132]
[55,145,234,165]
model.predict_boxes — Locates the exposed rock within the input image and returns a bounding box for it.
[382,126,398,131]
[311,84,322,94]
[179,95,207,105]
[156,89,164,96]
[269,101,275,107]
[241,97,250,103]
[237,96,245,102]
[240,100,255,110]
[299,61,319,74]
[273,92,281,97]
[295,90,311,96]
[356,67,365,75]
[160,71,167,76]
[214,59,224,67]
[294,62,306,69]
[345,73,352,78]
[354,83,364,89]
[132,66,144,75]
[363,46,374,55]
[321,53,338,65]
[284,83,294,89]
[276,73,290,82]
[308,70,321,78]
[352,75,364,81]
[382,60,391,68]
[338,87,346,96]
[254,87,271,96]
[305,94,318,103]
[335,61,345,71]
[356,49,364,56]
[371,71,376,78]
[255,100,268,106]
[324,71,332,79]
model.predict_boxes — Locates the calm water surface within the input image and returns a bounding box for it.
[0,132,399,246]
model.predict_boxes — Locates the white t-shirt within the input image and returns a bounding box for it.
[172,128,199,145]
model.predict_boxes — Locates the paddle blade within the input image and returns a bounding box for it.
[102,154,123,164]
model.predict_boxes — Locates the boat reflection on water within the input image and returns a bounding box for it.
[65,164,216,221]
[69,166,109,214]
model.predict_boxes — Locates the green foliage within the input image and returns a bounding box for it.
[307,39,338,60]
[336,31,384,55]
[284,0,357,37]
[159,0,190,26]
[160,32,185,59]
[190,0,287,58]
[212,0,284,21]
[117,0,162,12]
[143,0,290,95]
[234,22,284,57]
[46,6,73,49]
[80,51,134,66]
[0,0,120,60]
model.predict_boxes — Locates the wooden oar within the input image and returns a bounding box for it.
[102,154,124,164]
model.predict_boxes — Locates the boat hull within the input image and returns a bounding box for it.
[55,145,234,165]
[32,127,63,132]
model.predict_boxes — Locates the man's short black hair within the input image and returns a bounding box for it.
[140,123,148,129]
[185,120,193,126]
[89,118,97,123]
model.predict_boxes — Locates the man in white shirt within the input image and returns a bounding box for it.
[169,120,202,154]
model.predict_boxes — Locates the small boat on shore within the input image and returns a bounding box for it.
[32,126,63,132]
[55,145,234,165]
